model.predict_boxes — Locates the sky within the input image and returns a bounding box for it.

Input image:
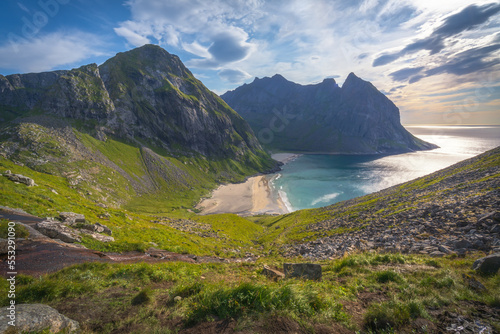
[0,0,499,125]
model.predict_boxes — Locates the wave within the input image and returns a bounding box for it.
[278,189,294,212]
[311,192,341,206]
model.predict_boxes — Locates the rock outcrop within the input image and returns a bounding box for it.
[261,265,285,281]
[222,73,437,154]
[283,263,322,280]
[35,221,82,243]
[0,304,80,333]
[2,170,35,186]
[472,254,500,274]
[35,213,114,243]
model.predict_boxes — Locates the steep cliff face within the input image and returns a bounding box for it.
[97,45,262,157]
[0,45,271,161]
[222,73,437,154]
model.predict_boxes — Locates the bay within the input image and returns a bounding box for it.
[271,125,500,212]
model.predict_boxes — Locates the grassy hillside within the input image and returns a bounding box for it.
[0,252,498,333]
[254,146,500,251]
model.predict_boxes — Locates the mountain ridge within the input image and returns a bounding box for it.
[222,73,437,154]
[0,45,277,211]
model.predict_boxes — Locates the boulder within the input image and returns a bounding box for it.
[283,263,322,280]
[429,251,446,258]
[261,265,285,281]
[4,173,35,186]
[59,212,85,224]
[455,239,472,249]
[35,221,82,243]
[95,222,112,235]
[472,253,500,275]
[437,245,453,254]
[0,303,80,333]
[491,225,500,233]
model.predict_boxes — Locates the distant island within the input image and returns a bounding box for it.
[222,73,438,154]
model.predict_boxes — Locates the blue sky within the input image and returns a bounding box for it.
[0,0,499,124]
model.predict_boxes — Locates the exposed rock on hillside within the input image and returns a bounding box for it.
[0,45,268,160]
[222,73,437,154]
[0,304,80,333]
[276,146,500,259]
[0,45,277,207]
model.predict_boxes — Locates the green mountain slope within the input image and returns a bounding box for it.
[0,45,278,213]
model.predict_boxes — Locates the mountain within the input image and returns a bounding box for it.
[221,73,437,154]
[0,45,277,210]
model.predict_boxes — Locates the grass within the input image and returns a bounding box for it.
[0,252,498,333]
[0,220,30,238]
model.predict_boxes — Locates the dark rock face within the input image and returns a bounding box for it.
[0,45,269,161]
[222,73,437,154]
[283,263,322,280]
[472,254,500,274]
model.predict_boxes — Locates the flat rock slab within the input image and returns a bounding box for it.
[262,265,285,281]
[283,263,322,280]
[0,303,80,333]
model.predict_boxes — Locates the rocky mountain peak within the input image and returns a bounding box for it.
[342,72,369,90]
[0,45,275,166]
[222,73,438,154]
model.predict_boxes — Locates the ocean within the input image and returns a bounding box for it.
[271,125,500,212]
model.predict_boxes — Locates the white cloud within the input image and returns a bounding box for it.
[115,0,259,69]
[218,68,251,83]
[112,0,500,124]
[0,31,105,73]
[114,26,150,47]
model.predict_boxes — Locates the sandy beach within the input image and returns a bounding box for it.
[196,153,300,216]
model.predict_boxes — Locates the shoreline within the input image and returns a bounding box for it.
[196,153,300,216]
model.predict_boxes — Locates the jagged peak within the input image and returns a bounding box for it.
[342,72,376,92]
[252,74,290,83]
[343,72,362,87]
[271,73,287,81]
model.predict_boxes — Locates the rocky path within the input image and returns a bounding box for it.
[0,209,225,277]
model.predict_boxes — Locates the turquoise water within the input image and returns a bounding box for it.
[272,125,500,212]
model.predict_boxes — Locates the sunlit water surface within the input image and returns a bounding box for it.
[271,125,500,212]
